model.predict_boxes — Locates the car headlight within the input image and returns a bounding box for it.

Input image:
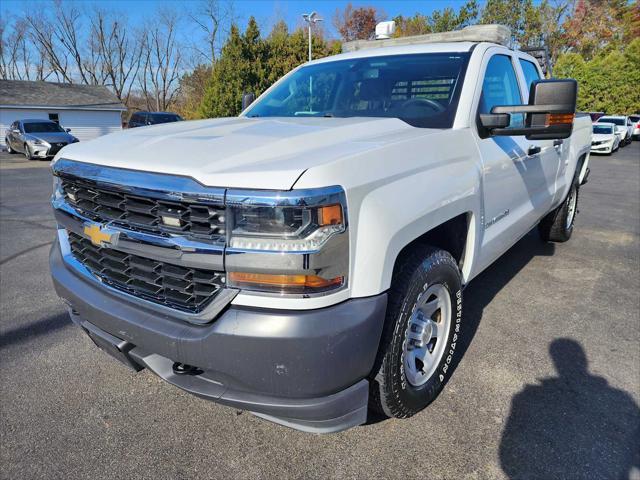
[225,186,348,295]
[52,174,63,201]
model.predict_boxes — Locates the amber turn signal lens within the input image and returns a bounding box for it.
[318,204,343,226]
[547,113,575,126]
[228,272,343,290]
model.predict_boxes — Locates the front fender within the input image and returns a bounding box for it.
[346,130,482,297]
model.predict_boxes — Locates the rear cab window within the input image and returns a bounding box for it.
[518,58,542,92]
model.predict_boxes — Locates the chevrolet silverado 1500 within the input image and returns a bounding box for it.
[50,25,592,433]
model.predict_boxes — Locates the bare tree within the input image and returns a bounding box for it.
[0,17,46,80]
[139,10,183,111]
[90,8,144,105]
[188,0,236,64]
[26,8,73,83]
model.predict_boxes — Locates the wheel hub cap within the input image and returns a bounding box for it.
[403,284,452,387]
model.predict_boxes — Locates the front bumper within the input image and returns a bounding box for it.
[590,142,614,154]
[29,142,67,158]
[50,240,387,433]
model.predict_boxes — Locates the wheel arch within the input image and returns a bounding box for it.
[390,212,475,285]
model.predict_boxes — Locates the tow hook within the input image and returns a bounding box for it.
[172,362,203,376]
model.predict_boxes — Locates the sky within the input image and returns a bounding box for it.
[1,0,481,39]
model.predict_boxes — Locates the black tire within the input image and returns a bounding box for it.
[369,246,463,418]
[5,140,15,154]
[538,182,579,242]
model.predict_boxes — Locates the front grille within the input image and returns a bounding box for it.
[60,176,225,242]
[48,143,67,156]
[68,232,225,313]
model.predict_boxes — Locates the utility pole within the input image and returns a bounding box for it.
[302,11,322,62]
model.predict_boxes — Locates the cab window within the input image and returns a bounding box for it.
[479,54,523,129]
[519,59,541,92]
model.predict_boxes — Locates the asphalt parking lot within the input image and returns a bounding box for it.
[1,144,639,480]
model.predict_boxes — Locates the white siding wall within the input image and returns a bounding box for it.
[0,108,123,147]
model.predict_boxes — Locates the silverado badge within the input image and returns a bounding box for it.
[83,223,120,247]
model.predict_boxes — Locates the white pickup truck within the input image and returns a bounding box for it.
[49,25,592,433]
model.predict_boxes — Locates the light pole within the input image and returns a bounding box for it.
[302,11,322,62]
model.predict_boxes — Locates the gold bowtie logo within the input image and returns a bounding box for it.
[84,223,119,247]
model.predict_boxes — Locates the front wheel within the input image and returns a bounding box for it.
[538,183,579,242]
[24,144,35,161]
[5,140,14,154]
[370,247,463,418]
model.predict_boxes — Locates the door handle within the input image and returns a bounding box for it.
[527,145,541,156]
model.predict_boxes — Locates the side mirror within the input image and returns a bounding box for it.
[65,128,71,132]
[12,129,20,134]
[242,92,256,111]
[480,79,578,140]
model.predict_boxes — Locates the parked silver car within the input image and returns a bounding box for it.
[5,119,79,160]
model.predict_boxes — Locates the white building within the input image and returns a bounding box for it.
[0,80,126,148]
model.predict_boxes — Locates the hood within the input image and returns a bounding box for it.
[57,117,421,190]
[592,133,615,142]
[29,132,75,144]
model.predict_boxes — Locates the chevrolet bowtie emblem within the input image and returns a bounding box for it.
[83,223,120,247]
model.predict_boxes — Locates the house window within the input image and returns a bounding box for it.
[48,113,60,124]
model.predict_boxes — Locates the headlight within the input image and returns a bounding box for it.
[52,174,63,201]
[229,203,344,251]
[27,138,45,145]
[225,186,348,295]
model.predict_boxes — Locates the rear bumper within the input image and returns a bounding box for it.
[50,240,387,433]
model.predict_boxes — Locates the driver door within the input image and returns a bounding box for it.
[473,51,560,272]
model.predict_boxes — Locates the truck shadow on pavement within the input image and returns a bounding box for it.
[499,338,640,479]
[0,312,71,350]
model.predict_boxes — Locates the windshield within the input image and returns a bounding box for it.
[593,125,613,134]
[148,114,182,124]
[599,117,625,126]
[23,122,65,133]
[244,53,471,128]
[629,115,639,122]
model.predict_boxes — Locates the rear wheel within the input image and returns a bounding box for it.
[370,247,463,418]
[539,183,578,243]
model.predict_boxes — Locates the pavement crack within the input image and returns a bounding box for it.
[1,218,56,229]
[0,241,54,266]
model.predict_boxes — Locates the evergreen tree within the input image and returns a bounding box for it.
[199,24,245,117]
[199,18,339,118]
[555,38,640,114]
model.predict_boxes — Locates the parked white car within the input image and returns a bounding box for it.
[629,115,640,140]
[49,25,593,433]
[591,123,620,154]
[596,116,633,146]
